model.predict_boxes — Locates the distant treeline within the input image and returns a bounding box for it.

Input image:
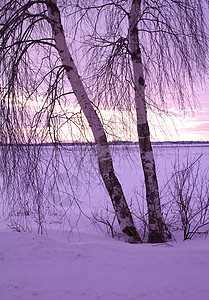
[1,141,209,147]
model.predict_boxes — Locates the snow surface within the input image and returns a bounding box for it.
[1,229,209,300]
[1,144,209,300]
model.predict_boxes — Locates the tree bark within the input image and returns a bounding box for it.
[129,0,167,242]
[46,0,141,243]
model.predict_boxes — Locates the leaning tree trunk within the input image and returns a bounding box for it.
[46,0,140,243]
[129,0,168,242]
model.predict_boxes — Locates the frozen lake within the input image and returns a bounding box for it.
[1,142,208,236]
[0,143,209,300]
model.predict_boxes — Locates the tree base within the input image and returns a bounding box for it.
[148,227,171,243]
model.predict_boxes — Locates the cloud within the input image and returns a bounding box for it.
[185,122,209,132]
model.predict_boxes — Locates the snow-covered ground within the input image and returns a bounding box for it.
[1,144,209,300]
[1,228,209,300]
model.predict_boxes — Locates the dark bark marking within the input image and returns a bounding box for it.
[98,134,108,146]
[120,206,130,219]
[148,216,166,243]
[146,191,156,203]
[64,65,73,72]
[137,122,150,137]
[131,49,142,63]
[138,123,152,152]
[139,138,152,152]
[98,160,118,196]
[113,195,121,204]
[148,229,165,243]
[123,226,141,243]
[138,76,145,86]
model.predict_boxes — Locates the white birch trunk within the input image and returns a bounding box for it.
[129,0,168,242]
[46,0,140,243]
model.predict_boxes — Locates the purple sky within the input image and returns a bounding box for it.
[178,88,209,141]
[148,84,209,142]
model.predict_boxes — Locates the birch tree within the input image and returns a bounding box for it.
[0,0,140,243]
[128,0,165,242]
[71,0,208,242]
